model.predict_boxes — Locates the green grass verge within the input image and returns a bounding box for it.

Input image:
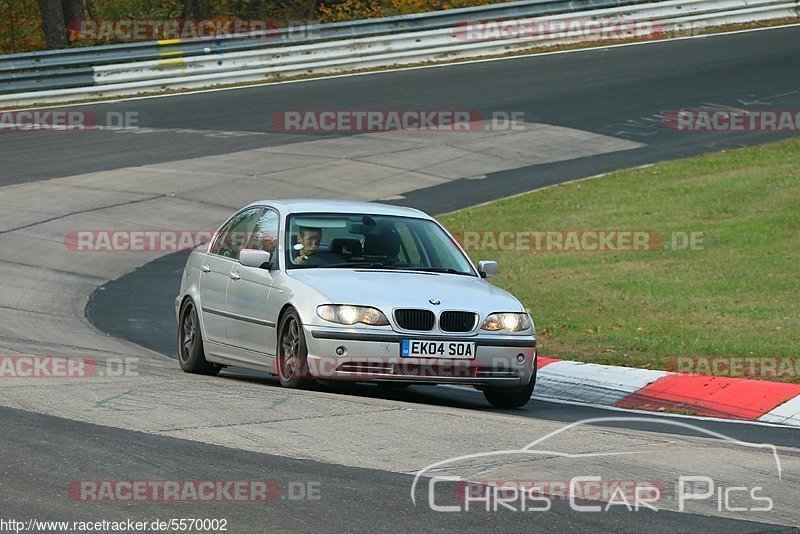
[440,137,800,379]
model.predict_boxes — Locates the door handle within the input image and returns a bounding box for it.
[230,271,241,280]
[201,264,211,273]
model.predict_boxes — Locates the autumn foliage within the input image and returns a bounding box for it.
[0,0,46,53]
[319,0,509,22]
[1,0,512,53]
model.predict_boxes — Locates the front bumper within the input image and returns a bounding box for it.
[304,327,536,387]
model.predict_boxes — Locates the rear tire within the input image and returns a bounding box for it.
[178,300,221,376]
[277,308,311,388]
[482,369,536,409]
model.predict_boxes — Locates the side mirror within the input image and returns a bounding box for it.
[477,260,498,279]
[239,249,272,269]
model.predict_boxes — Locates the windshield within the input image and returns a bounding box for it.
[285,213,476,275]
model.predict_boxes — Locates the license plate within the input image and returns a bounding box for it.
[401,340,476,359]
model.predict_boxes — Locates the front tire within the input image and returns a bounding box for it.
[277,308,311,388]
[178,300,220,376]
[482,369,536,409]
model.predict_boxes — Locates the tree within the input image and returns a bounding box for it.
[182,0,211,19]
[38,0,67,48]
[61,0,84,24]
[37,0,84,49]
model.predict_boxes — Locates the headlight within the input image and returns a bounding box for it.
[317,305,389,326]
[481,312,531,333]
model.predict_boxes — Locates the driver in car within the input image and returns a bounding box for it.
[293,226,322,264]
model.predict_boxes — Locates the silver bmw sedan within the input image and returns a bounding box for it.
[176,199,537,408]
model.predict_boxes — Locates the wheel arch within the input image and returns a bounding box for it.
[276,303,298,335]
[178,294,209,343]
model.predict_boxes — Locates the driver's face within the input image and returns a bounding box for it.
[298,231,321,255]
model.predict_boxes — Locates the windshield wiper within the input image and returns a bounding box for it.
[314,263,473,275]
[316,262,394,269]
[406,267,474,276]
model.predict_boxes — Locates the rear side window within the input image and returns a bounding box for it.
[210,207,262,258]
[246,209,279,253]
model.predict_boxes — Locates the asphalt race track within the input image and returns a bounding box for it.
[3,26,800,201]
[1,25,800,532]
[2,405,795,533]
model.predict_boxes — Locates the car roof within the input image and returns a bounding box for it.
[243,199,431,219]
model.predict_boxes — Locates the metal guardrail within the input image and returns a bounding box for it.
[0,0,797,106]
[0,0,633,75]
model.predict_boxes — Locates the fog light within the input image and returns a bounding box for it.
[516,353,525,363]
[336,346,346,356]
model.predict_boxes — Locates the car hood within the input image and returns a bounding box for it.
[287,269,524,312]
